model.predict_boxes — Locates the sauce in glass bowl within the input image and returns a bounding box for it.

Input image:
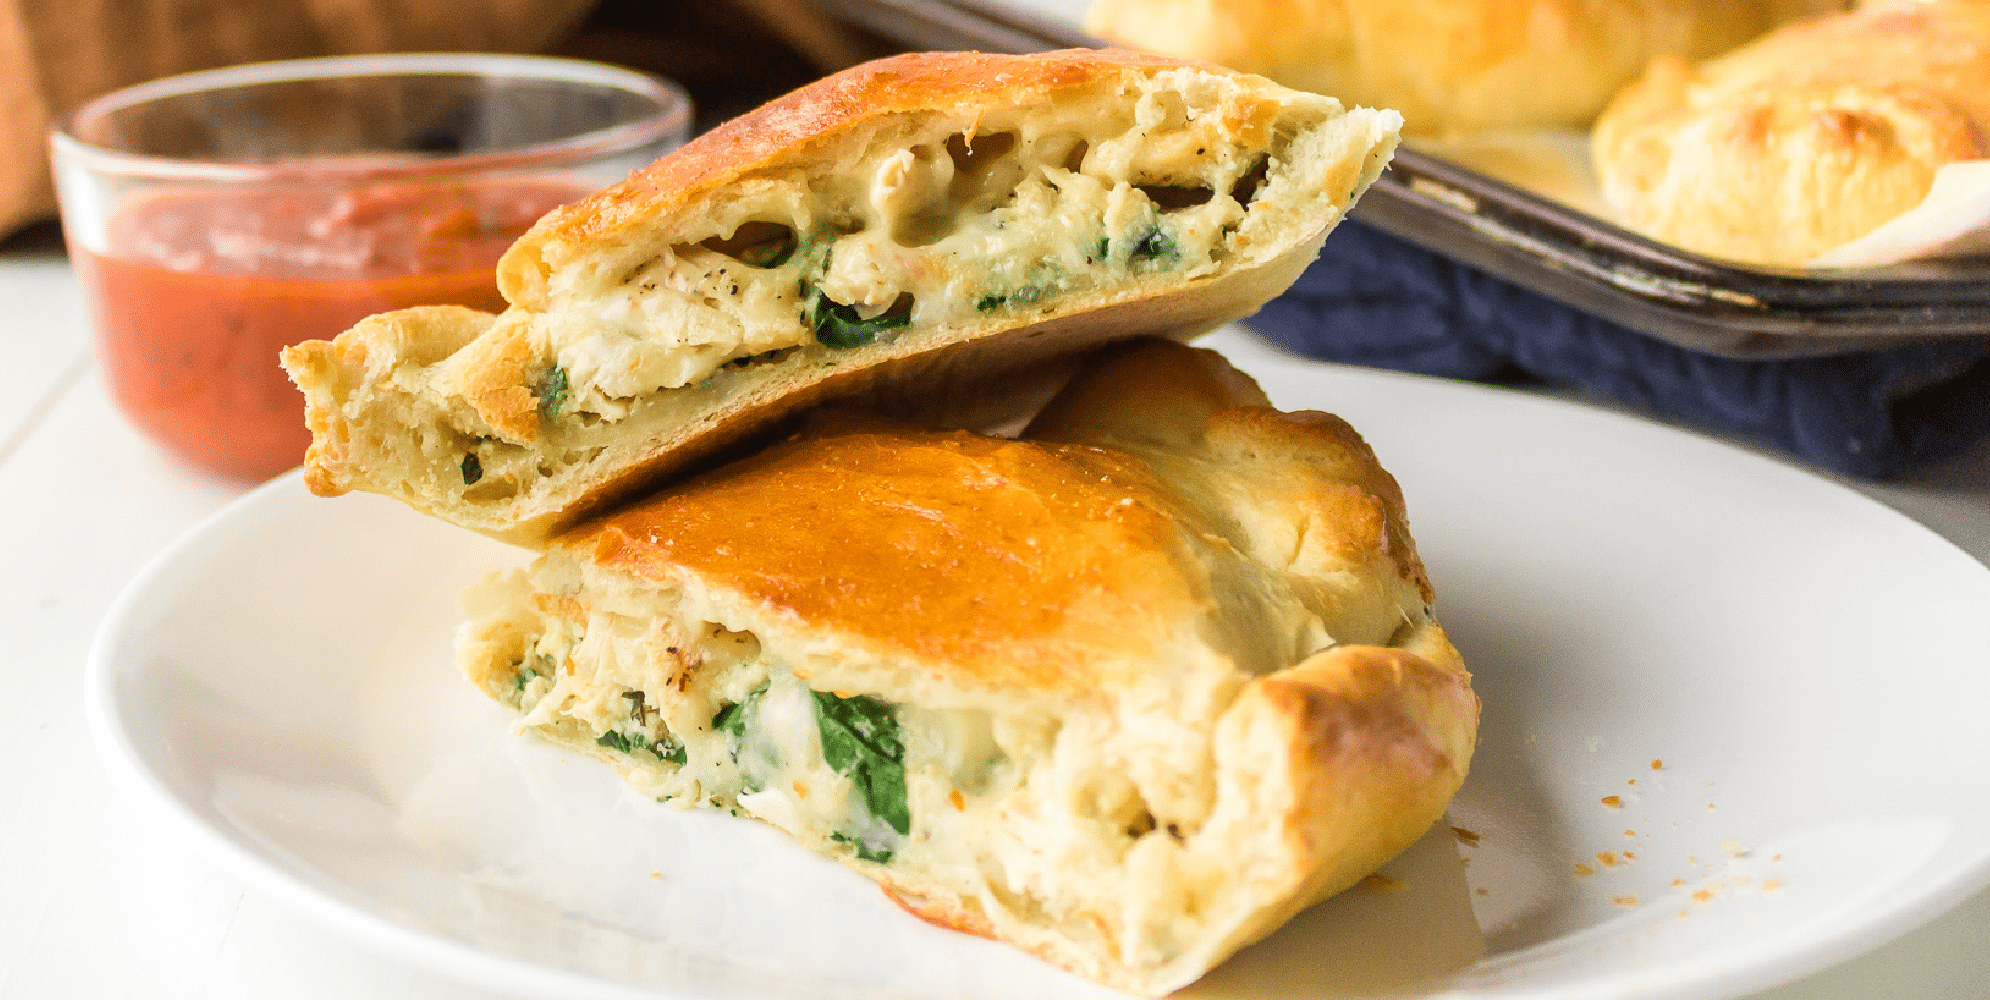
[51,53,692,480]
[74,180,582,478]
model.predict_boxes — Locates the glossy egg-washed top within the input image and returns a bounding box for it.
[577,339,1438,700]
[585,424,1212,692]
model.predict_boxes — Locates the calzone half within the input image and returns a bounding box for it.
[282,48,1402,546]
[456,339,1478,996]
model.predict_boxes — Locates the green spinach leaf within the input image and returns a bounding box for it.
[1130,226,1178,263]
[830,830,894,865]
[535,366,570,418]
[810,289,911,349]
[659,738,687,764]
[712,683,766,744]
[712,683,770,792]
[812,690,910,835]
[595,728,688,764]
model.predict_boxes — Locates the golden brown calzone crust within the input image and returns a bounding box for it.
[1085,0,1844,136]
[1592,0,1990,265]
[285,49,1400,546]
[456,339,1476,995]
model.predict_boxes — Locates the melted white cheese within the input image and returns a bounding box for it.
[534,70,1325,418]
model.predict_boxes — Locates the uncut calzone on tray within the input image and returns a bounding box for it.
[281,48,1402,546]
[457,339,1478,997]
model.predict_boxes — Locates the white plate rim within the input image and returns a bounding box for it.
[83,470,689,1000]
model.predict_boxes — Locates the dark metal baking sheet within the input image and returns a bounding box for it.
[812,0,1990,358]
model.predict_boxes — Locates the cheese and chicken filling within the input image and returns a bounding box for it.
[429,71,1350,500]
[463,559,1017,869]
[456,550,1351,971]
[532,70,1310,419]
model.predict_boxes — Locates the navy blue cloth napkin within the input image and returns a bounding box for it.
[1249,221,1990,479]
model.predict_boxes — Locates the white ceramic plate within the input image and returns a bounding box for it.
[87,344,1990,1000]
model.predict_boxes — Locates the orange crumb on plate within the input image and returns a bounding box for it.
[1451,825,1482,845]
[1576,864,1596,877]
[1601,795,1623,808]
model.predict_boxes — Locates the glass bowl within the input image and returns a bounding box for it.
[51,53,692,480]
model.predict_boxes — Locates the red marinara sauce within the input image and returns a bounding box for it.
[76,180,584,479]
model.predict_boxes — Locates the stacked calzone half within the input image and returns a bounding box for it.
[281,48,1402,546]
[457,339,1478,997]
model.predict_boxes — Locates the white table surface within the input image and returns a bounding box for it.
[3,241,1987,999]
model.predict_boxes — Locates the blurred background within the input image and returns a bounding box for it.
[8,0,1990,480]
[0,0,907,247]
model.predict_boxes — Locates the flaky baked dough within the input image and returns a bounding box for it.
[1592,0,1990,265]
[457,339,1478,996]
[1083,0,1843,136]
[282,49,1400,547]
